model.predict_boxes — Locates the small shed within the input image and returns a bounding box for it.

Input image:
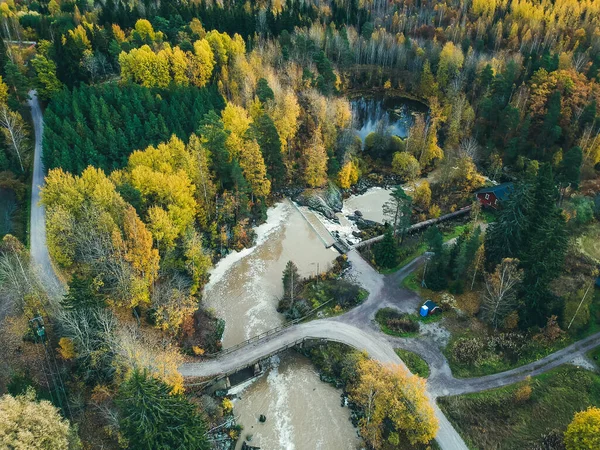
[475,183,513,209]
[420,300,441,317]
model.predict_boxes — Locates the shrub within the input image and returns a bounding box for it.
[376,308,420,336]
[451,337,485,366]
[513,377,532,403]
[222,398,233,414]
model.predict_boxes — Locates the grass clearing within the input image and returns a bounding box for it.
[587,346,600,369]
[578,223,600,262]
[395,349,430,378]
[438,365,600,450]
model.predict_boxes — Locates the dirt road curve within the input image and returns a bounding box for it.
[28,90,65,299]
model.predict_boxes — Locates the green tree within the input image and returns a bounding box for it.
[31,55,63,101]
[374,227,397,269]
[424,226,447,290]
[559,146,583,190]
[253,112,285,188]
[419,61,438,99]
[256,78,274,103]
[117,370,210,450]
[541,91,562,152]
[520,164,567,327]
[484,183,533,267]
[281,260,300,310]
[383,186,412,243]
[4,60,28,104]
[62,271,104,311]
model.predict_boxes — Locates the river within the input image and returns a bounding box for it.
[202,199,359,449]
[203,199,337,348]
[230,352,361,450]
[203,96,423,449]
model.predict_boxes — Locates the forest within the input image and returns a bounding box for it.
[0,0,599,449]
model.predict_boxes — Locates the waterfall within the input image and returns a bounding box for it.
[350,96,421,142]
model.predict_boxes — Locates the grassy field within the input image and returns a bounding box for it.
[438,365,600,449]
[443,291,600,378]
[395,348,430,378]
[579,223,600,262]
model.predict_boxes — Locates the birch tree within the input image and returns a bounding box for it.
[0,106,29,172]
[481,258,523,329]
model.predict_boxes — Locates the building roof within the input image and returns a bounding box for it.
[596,277,600,288]
[476,182,514,201]
[423,300,438,309]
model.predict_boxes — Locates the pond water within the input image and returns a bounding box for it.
[350,95,428,142]
[343,187,393,224]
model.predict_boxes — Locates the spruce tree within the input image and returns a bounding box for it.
[117,370,210,450]
[374,227,397,269]
[520,164,567,327]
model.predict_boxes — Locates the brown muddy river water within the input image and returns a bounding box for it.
[202,198,367,449]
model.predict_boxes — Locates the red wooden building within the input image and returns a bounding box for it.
[475,183,513,209]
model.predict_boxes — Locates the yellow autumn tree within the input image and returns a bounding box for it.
[270,89,300,153]
[239,139,271,198]
[392,152,420,181]
[133,19,157,42]
[147,206,179,251]
[413,181,432,209]
[119,45,171,88]
[184,229,212,295]
[120,206,160,288]
[0,389,78,449]
[222,102,252,160]
[564,407,600,450]
[188,39,215,87]
[348,359,438,448]
[187,134,216,227]
[125,137,197,239]
[114,325,185,395]
[304,131,328,187]
[41,167,127,267]
[163,44,188,85]
[338,159,360,189]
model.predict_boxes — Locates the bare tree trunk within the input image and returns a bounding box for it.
[0,106,29,172]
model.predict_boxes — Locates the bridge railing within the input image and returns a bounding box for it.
[204,298,334,358]
[184,335,355,388]
[354,205,471,249]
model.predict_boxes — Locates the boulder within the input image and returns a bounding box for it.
[295,182,343,220]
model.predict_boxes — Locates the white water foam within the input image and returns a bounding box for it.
[243,257,274,339]
[204,201,290,290]
[266,355,295,450]
[228,376,260,397]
